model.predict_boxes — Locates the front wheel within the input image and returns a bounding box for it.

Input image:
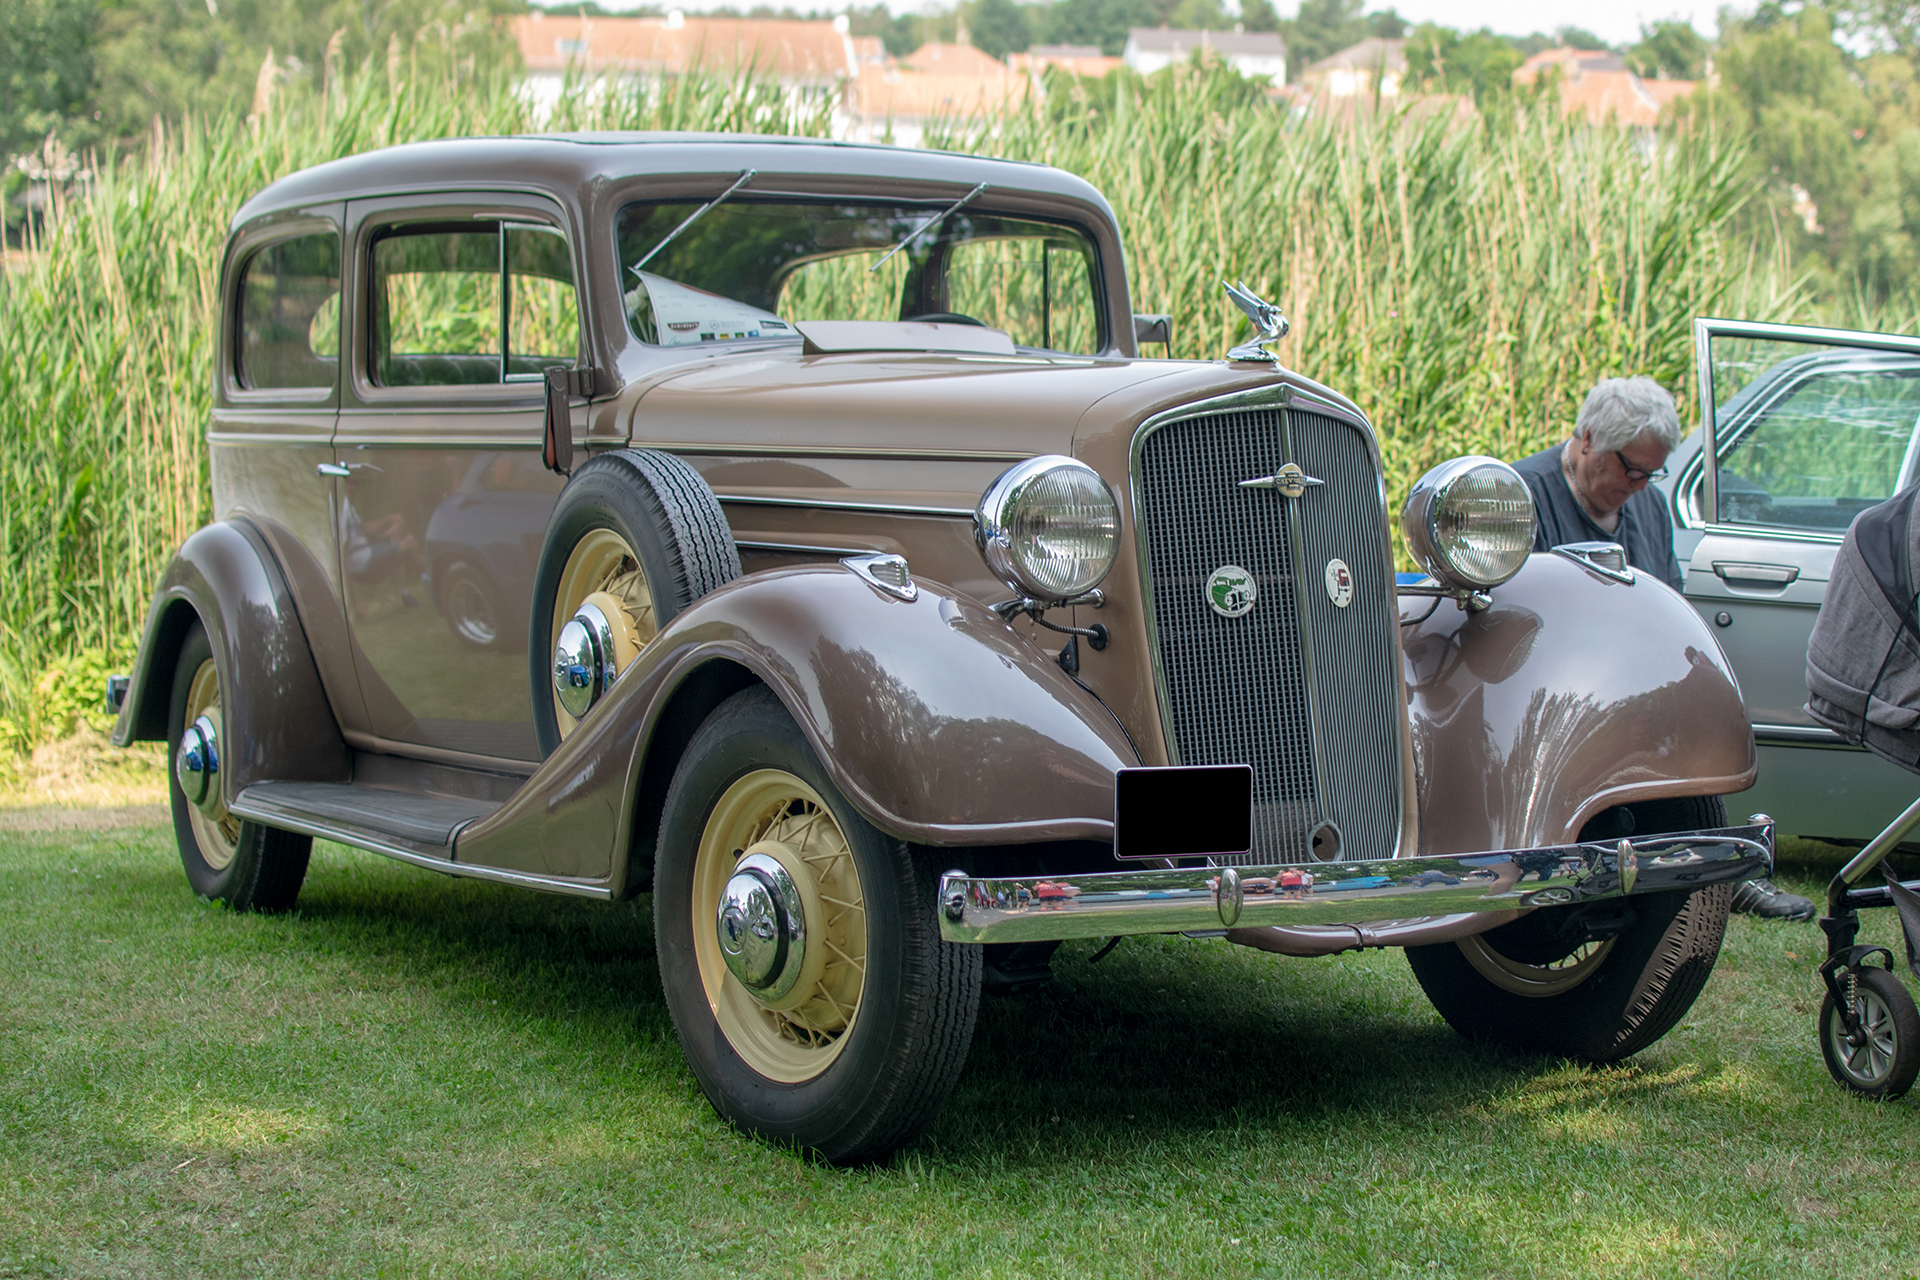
[167,621,313,912]
[1405,795,1732,1062]
[1820,965,1920,1100]
[653,686,981,1163]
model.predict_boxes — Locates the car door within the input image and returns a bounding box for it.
[1676,317,1920,840]
[210,206,368,731]
[335,194,582,762]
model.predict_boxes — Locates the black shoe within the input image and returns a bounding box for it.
[1730,878,1816,921]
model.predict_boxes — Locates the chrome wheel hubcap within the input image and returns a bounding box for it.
[176,713,220,813]
[552,600,619,719]
[716,851,808,1001]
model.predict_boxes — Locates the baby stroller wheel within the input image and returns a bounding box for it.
[1819,965,1920,1099]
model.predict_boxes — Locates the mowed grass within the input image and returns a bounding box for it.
[3,824,1918,1279]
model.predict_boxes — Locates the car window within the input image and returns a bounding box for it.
[371,220,579,388]
[237,231,340,391]
[1709,334,1920,531]
[506,223,578,380]
[615,199,1105,354]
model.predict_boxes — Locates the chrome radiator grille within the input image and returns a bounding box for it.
[1134,401,1404,865]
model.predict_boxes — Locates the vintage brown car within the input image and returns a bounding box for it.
[111,133,1772,1163]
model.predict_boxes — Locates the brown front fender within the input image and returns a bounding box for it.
[111,519,350,799]
[452,566,1139,888]
[1404,551,1757,856]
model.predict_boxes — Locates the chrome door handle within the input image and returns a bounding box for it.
[316,462,350,478]
[1712,561,1799,587]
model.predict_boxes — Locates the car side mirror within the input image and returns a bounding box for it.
[544,367,596,476]
[1133,313,1171,352]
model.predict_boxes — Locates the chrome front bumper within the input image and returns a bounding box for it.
[937,823,1773,945]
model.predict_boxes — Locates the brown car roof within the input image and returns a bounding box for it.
[232,132,1115,229]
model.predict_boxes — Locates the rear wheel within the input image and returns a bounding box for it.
[1820,965,1920,1100]
[167,622,312,912]
[1405,795,1732,1062]
[654,686,981,1163]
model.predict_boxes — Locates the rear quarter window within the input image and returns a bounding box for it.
[237,232,341,391]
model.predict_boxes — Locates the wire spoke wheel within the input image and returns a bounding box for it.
[691,769,868,1083]
[181,658,242,870]
[548,528,655,740]
[1458,934,1616,998]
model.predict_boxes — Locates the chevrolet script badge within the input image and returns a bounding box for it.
[1206,565,1257,618]
[1237,462,1323,499]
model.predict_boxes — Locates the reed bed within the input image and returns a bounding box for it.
[0,63,1832,758]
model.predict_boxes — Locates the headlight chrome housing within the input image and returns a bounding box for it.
[975,456,1120,604]
[1401,456,1536,590]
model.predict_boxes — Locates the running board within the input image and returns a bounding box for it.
[229,781,612,899]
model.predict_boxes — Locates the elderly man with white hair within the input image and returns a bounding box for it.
[1511,375,1816,922]
[1511,375,1685,590]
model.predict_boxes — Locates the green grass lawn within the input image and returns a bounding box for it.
[3,824,1918,1279]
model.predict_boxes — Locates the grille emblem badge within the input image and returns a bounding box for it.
[1325,559,1353,608]
[1206,565,1257,618]
[1238,462,1323,499]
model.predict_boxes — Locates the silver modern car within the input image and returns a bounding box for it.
[1665,318,1920,842]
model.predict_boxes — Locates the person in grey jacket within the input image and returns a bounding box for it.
[1512,376,1815,922]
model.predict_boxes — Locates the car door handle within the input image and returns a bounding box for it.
[316,462,350,478]
[1712,560,1799,587]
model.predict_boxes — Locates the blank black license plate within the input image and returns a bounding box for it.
[1113,764,1252,860]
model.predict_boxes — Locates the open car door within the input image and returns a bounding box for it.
[1676,317,1920,841]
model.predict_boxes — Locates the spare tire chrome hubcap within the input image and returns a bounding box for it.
[552,600,619,719]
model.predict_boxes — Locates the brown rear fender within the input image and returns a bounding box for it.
[112,519,350,799]
[1404,551,1757,856]
[452,565,1140,891]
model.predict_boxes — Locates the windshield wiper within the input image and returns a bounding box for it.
[629,169,757,275]
[869,181,989,273]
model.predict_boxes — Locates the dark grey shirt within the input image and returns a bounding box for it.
[1510,444,1683,590]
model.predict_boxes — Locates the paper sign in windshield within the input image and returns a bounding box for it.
[632,271,792,346]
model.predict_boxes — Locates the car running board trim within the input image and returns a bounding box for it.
[230,786,613,900]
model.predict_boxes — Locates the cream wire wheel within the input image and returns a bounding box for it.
[1458,934,1616,998]
[548,528,655,740]
[180,658,241,871]
[691,769,868,1083]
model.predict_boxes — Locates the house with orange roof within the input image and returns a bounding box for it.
[512,10,865,118]
[1009,45,1125,80]
[1511,48,1694,128]
[844,41,1035,147]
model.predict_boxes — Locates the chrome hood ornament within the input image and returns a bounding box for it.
[1238,462,1323,498]
[1223,280,1289,363]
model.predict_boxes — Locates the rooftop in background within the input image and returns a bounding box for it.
[1512,47,1695,128]
[1010,45,1125,79]
[1122,27,1287,84]
[513,11,860,85]
[1297,37,1405,101]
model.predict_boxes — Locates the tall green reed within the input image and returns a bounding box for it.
[0,58,1853,758]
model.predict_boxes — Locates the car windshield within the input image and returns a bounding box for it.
[614,198,1103,354]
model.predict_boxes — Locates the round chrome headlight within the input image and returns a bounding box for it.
[1401,456,1535,589]
[975,456,1120,603]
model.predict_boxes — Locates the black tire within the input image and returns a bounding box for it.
[1820,965,1920,1100]
[530,449,740,756]
[654,685,981,1164]
[167,622,313,912]
[1405,795,1733,1062]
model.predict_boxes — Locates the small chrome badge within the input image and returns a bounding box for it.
[1324,558,1353,608]
[1206,565,1257,618]
[1237,462,1323,499]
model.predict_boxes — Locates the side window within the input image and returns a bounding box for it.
[1716,361,1920,531]
[506,224,579,379]
[237,231,341,390]
[369,219,579,388]
[944,237,1099,354]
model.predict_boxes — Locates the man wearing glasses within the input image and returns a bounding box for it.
[1510,375,1685,590]
[1511,375,1817,921]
